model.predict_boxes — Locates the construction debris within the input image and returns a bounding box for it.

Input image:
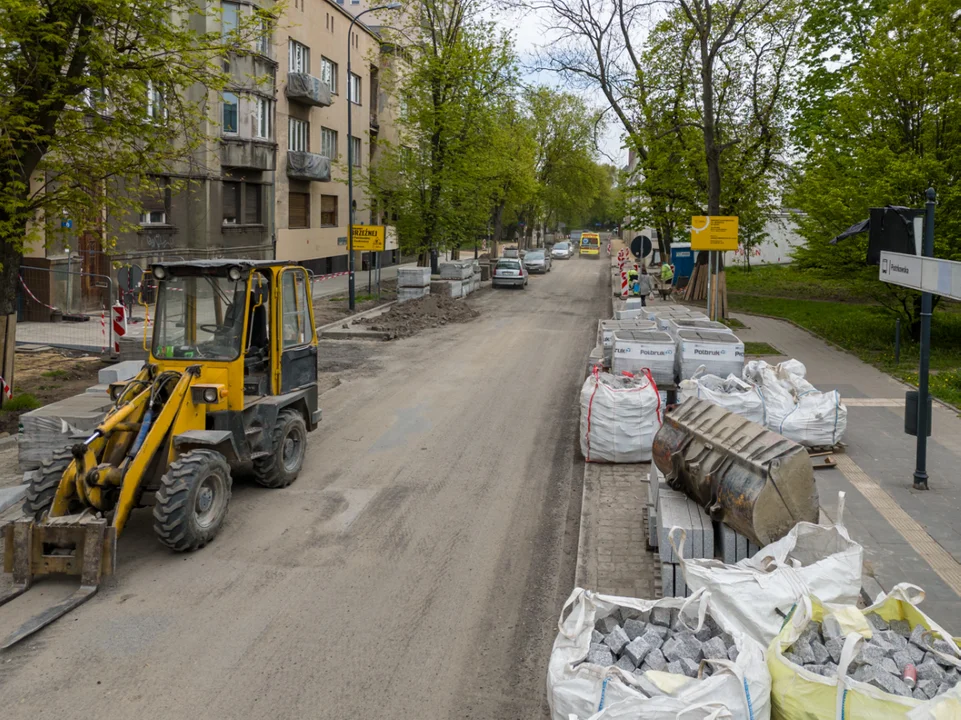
[358,294,478,339]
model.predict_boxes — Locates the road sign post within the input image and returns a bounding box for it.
[877,189,938,489]
[691,216,739,320]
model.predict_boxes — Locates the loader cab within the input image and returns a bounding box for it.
[149,260,318,409]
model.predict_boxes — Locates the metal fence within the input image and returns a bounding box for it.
[16,266,118,355]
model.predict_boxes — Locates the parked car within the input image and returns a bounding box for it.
[524,250,552,274]
[492,258,528,288]
[551,242,574,259]
[502,247,519,259]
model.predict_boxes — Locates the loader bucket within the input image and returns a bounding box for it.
[0,516,116,648]
[652,399,818,547]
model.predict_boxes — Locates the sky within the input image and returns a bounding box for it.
[491,7,628,168]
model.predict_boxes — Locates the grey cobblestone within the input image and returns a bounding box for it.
[579,463,658,598]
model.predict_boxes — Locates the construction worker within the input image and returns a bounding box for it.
[660,261,674,284]
[628,263,640,295]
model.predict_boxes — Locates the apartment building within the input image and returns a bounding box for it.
[275,0,391,275]
[21,0,399,317]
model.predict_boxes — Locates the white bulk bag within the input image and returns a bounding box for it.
[679,370,766,425]
[778,390,847,447]
[547,588,771,720]
[580,369,661,463]
[678,492,863,647]
[742,360,796,430]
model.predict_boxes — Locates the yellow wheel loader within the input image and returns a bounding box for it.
[0,260,321,648]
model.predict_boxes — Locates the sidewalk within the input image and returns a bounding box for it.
[735,312,961,626]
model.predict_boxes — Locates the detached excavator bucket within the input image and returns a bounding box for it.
[652,399,819,547]
[0,515,116,648]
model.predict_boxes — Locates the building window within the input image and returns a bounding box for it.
[140,210,167,225]
[223,181,241,224]
[288,39,310,73]
[321,57,338,94]
[257,16,271,56]
[349,136,361,167]
[321,127,338,160]
[348,73,361,104]
[146,81,166,120]
[245,184,262,224]
[321,195,338,227]
[222,92,238,133]
[289,192,310,228]
[254,96,273,139]
[222,1,239,36]
[288,118,309,152]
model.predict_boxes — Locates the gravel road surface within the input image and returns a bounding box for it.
[0,255,610,719]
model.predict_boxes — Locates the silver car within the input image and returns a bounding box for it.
[551,242,574,259]
[524,249,552,274]
[492,258,528,288]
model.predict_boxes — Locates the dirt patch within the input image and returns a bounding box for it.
[358,294,479,339]
[0,350,104,436]
[312,280,398,327]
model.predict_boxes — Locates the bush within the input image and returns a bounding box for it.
[1,394,42,412]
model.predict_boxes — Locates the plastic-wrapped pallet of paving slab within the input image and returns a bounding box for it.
[664,317,732,339]
[769,584,961,719]
[580,369,661,462]
[611,330,676,386]
[598,319,657,348]
[676,329,744,382]
[680,492,862,647]
[654,313,710,332]
[679,371,765,425]
[396,267,431,288]
[547,587,771,720]
[439,261,473,280]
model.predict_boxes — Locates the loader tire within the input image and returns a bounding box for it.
[250,409,307,489]
[153,450,231,552]
[23,447,74,520]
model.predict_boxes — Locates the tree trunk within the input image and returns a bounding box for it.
[0,210,25,398]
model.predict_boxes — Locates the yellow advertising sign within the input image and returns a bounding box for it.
[350,225,386,252]
[690,216,739,251]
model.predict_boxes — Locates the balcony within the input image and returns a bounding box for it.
[287,151,331,182]
[286,73,332,108]
[221,138,276,171]
[370,113,380,132]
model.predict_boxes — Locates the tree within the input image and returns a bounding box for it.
[789,0,961,340]
[0,0,268,391]
[365,0,517,263]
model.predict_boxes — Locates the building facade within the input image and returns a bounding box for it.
[21,0,400,317]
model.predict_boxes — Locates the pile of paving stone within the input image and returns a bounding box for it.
[782,613,961,701]
[584,605,738,681]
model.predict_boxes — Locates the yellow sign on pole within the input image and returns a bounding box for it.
[690,216,739,251]
[350,225,386,252]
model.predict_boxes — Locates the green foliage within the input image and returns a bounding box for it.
[743,342,782,355]
[0,0,273,313]
[788,0,961,334]
[40,369,70,380]
[726,265,876,302]
[1,394,41,412]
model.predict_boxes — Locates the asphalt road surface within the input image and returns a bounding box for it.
[0,254,610,719]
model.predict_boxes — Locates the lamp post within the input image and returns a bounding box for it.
[347,2,402,311]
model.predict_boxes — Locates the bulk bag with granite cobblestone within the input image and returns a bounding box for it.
[580,369,661,463]
[547,587,771,720]
[679,370,766,425]
[769,584,961,719]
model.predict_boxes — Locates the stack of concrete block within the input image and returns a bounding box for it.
[717,521,759,564]
[652,309,708,330]
[19,393,115,471]
[397,267,432,303]
[585,605,739,680]
[664,317,732,339]
[658,484,714,597]
[611,330,676,386]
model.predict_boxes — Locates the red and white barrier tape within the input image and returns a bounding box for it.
[0,376,10,400]
[310,271,350,282]
[18,275,58,312]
